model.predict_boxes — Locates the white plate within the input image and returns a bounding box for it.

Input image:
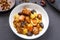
[9,3,49,39]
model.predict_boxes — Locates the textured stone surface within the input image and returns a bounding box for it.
[0,0,60,40]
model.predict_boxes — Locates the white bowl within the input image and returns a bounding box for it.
[9,3,49,39]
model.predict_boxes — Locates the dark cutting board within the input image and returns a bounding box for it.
[46,0,60,12]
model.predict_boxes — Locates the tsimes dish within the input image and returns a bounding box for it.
[13,8,44,36]
[9,3,49,39]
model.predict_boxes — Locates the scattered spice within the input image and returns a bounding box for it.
[40,0,55,7]
[22,0,29,2]
[49,0,55,3]
[33,2,37,4]
[19,0,55,7]
[40,0,46,7]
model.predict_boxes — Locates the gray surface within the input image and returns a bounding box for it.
[0,0,60,40]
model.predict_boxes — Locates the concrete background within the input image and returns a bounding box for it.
[0,0,60,40]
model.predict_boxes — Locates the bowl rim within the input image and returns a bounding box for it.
[9,3,49,39]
